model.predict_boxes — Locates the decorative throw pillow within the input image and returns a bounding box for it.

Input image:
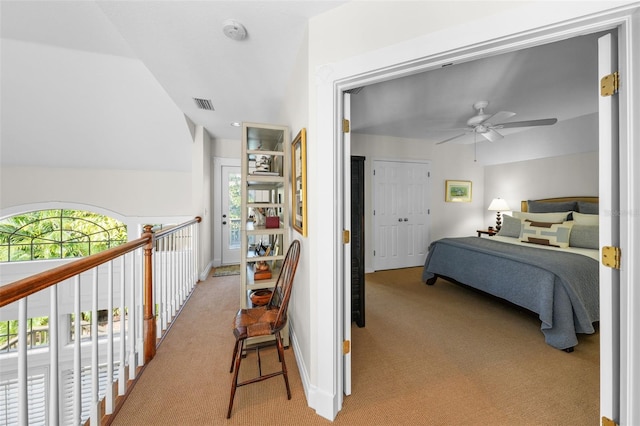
[513,211,572,223]
[497,214,521,238]
[519,220,573,248]
[577,201,599,214]
[527,200,577,213]
[569,224,599,249]
[573,212,599,226]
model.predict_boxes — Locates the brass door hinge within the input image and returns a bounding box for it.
[343,340,351,355]
[343,230,350,244]
[342,118,350,133]
[602,246,621,269]
[601,71,619,96]
[602,416,618,426]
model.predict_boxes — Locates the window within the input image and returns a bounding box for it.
[0,318,50,353]
[0,209,127,262]
[69,309,126,342]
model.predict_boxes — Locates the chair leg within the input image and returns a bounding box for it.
[227,339,244,418]
[275,332,291,400]
[230,338,240,373]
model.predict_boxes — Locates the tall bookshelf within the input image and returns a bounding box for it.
[240,122,290,344]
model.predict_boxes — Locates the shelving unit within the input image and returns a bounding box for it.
[240,122,290,345]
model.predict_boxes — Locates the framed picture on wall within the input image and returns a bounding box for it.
[445,180,472,202]
[291,128,307,236]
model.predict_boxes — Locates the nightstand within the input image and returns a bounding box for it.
[477,229,498,237]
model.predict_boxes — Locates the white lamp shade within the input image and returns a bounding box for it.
[488,198,510,211]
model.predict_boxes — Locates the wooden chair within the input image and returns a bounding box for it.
[227,239,301,418]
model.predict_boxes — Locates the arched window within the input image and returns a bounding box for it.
[0,209,127,262]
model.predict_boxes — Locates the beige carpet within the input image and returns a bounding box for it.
[112,267,598,425]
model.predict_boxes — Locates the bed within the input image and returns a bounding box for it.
[422,196,599,351]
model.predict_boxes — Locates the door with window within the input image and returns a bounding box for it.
[373,160,430,271]
[221,165,241,265]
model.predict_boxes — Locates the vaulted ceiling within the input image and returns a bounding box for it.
[1,1,600,171]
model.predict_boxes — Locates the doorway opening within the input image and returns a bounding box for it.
[334,10,632,422]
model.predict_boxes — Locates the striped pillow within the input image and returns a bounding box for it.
[519,220,573,248]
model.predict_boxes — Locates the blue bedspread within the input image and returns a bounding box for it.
[422,237,599,350]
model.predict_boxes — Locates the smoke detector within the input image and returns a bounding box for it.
[222,19,247,41]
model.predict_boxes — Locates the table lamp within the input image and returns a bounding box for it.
[488,198,511,231]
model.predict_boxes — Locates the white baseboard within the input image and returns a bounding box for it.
[289,322,339,421]
[199,260,213,281]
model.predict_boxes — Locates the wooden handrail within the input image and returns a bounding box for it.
[0,217,202,308]
[0,237,149,308]
[154,217,201,239]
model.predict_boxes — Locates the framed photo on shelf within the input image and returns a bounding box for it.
[445,180,472,202]
[291,128,307,236]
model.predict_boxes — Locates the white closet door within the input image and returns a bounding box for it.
[373,160,430,271]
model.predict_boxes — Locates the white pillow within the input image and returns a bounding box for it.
[573,212,599,226]
[512,211,572,223]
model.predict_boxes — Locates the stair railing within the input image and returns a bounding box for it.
[0,217,200,425]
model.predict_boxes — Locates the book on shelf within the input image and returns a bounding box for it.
[251,171,279,176]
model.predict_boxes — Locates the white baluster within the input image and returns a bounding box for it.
[49,286,59,425]
[119,255,127,395]
[106,260,114,414]
[128,252,137,380]
[18,298,28,425]
[73,276,82,425]
[137,248,144,367]
[91,268,99,423]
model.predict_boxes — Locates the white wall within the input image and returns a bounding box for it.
[0,166,192,218]
[210,138,241,159]
[352,137,598,273]
[279,28,313,389]
[351,133,485,272]
[192,127,213,278]
[484,151,599,224]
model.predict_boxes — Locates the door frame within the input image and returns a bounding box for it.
[212,157,241,267]
[316,4,640,423]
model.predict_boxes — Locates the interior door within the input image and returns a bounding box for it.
[373,160,430,270]
[342,92,352,396]
[351,156,366,328]
[221,165,241,265]
[598,32,620,424]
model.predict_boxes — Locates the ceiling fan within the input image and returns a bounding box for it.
[436,101,558,145]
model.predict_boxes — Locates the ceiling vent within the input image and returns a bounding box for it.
[193,98,215,111]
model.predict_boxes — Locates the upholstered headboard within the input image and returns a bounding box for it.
[521,196,599,213]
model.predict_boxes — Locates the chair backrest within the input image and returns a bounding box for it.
[267,240,301,330]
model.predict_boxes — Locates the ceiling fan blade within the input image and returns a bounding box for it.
[481,128,504,142]
[485,110,516,124]
[497,118,558,129]
[436,133,467,145]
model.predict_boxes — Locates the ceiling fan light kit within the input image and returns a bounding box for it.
[436,100,558,145]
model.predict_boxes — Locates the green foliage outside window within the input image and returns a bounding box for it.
[0,209,127,262]
[0,209,127,351]
[0,317,50,352]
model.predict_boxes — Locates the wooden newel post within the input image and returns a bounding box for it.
[142,225,156,364]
